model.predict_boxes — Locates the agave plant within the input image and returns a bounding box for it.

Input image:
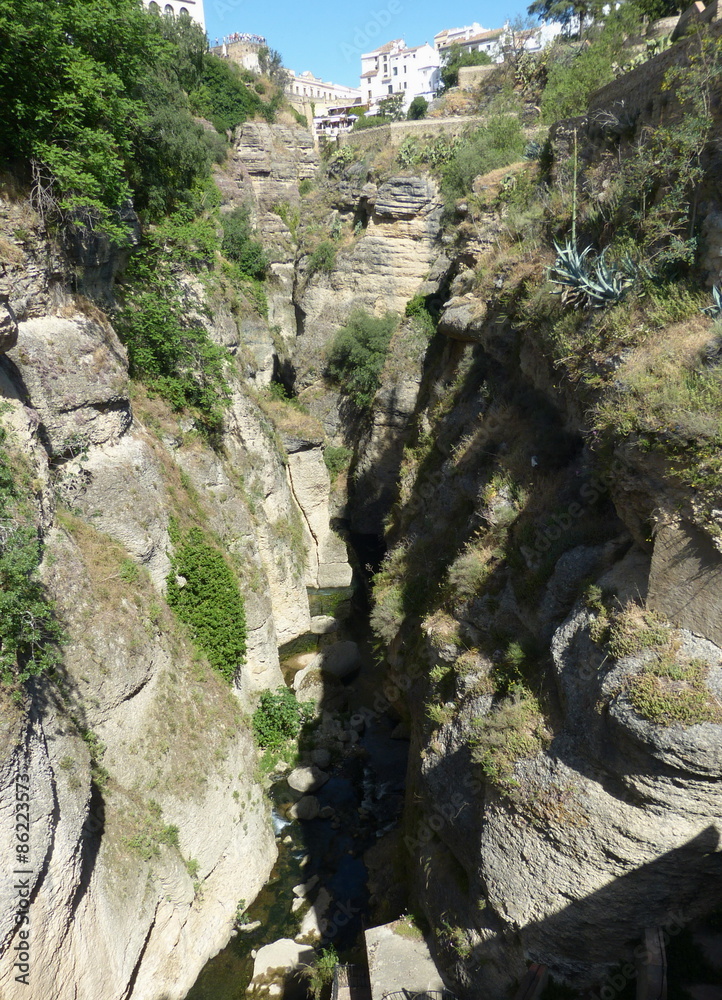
[549,238,636,310]
[701,285,722,318]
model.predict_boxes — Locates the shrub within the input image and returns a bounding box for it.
[442,113,526,201]
[221,207,268,278]
[307,240,336,275]
[188,55,266,133]
[627,655,722,726]
[405,295,436,336]
[0,433,63,684]
[166,526,247,683]
[325,309,398,409]
[115,253,231,437]
[471,687,548,789]
[407,97,428,120]
[302,947,338,1000]
[323,445,352,481]
[439,43,492,91]
[252,687,309,748]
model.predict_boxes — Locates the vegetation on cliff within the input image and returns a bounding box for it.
[0,426,62,685]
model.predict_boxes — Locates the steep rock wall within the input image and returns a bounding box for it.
[0,141,349,999]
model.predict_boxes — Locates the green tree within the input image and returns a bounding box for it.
[221,207,269,278]
[189,56,266,133]
[378,93,406,120]
[540,3,644,121]
[407,96,429,120]
[325,310,398,409]
[439,43,492,91]
[527,0,605,36]
[0,0,218,231]
[258,46,290,88]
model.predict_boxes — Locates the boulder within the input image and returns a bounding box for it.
[310,615,339,634]
[292,875,320,898]
[251,938,315,981]
[287,766,329,794]
[309,640,363,680]
[289,795,320,821]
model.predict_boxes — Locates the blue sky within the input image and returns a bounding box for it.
[204,0,534,88]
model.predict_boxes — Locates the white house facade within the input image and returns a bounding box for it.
[434,23,505,62]
[286,70,362,105]
[144,0,206,31]
[360,40,440,112]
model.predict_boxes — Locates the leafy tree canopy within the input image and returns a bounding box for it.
[407,96,429,120]
[0,1,272,232]
[527,0,606,35]
[439,43,493,91]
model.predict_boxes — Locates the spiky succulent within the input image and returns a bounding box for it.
[701,285,722,318]
[549,239,636,310]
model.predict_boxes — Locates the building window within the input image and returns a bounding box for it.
[403,82,407,89]
[388,84,393,93]
[404,64,407,72]
[148,0,160,9]
[180,5,189,12]
[164,3,173,12]
[393,67,397,76]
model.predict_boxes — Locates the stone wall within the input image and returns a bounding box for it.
[587,12,722,141]
[340,115,486,151]
[458,64,497,90]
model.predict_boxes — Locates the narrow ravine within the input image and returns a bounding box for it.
[185,582,409,1000]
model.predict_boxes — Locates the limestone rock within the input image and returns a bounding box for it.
[292,875,320,897]
[437,295,488,341]
[289,795,320,820]
[311,747,331,768]
[8,313,131,456]
[310,615,339,634]
[309,640,363,679]
[287,766,329,794]
[647,520,722,649]
[296,887,332,940]
[0,298,18,353]
[251,938,315,981]
[286,446,352,589]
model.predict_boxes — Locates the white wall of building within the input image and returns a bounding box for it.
[286,70,361,104]
[360,40,440,112]
[144,0,206,32]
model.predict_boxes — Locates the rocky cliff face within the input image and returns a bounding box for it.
[301,147,722,993]
[0,125,352,1000]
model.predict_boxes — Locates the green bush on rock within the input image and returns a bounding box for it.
[252,687,311,749]
[325,310,398,409]
[166,526,247,683]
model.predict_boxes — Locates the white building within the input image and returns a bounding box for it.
[144,0,206,31]
[434,23,505,62]
[286,70,362,105]
[360,40,440,112]
[434,20,562,65]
